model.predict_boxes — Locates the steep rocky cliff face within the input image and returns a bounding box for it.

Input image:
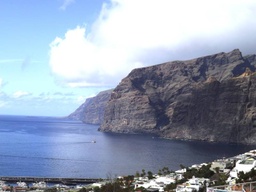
[68,89,112,124]
[99,49,256,144]
[163,71,256,144]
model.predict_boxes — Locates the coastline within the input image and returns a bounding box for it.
[1,149,254,183]
[1,149,256,192]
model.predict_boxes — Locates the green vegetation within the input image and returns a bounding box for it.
[44,188,58,192]
[77,175,137,192]
[183,164,214,179]
[158,167,172,176]
[236,168,256,183]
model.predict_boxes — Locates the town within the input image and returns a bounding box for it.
[2,149,256,192]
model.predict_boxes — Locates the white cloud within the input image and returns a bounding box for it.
[49,0,256,87]
[60,0,75,10]
[12,91,31,99]
[49,26,141,86]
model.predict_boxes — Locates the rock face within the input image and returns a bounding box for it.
[68,89,112,124]
[99,49,256,144]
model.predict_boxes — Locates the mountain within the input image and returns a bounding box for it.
[68,89,113,124]
[99,49,256,144]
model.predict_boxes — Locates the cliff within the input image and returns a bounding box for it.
[68,89,112,124]
[99,49,256,144]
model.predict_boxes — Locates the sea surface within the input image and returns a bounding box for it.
[0,115,255,179]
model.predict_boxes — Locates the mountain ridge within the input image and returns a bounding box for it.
[70,49,256,144]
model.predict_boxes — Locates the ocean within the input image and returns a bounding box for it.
[0,115,255,179]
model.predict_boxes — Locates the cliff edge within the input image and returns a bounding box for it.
[99,49,256,144]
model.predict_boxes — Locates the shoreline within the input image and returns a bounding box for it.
[0,176,102,185]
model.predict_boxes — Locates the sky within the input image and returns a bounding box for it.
[1,0,256,117]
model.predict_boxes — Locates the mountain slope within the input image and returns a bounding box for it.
[99,49,256,144]
[68,89,113,124]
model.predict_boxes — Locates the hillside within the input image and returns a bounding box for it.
[68,89,112,124]
[98,49,256,144]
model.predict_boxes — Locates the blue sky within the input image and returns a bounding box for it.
[1,0,256,117]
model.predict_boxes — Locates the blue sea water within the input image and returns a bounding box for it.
[0,115,255,179]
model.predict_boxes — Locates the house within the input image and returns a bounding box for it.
[155,176,176,185]
[211,159,234,173]
[230,157,256,178]
[176,177,209,192]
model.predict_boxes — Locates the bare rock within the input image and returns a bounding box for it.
[99,49,256,144]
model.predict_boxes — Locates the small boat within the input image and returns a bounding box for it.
[92,140,96,143]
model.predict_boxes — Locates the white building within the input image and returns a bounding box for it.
[176,177,209,192]
[230,157,256,178]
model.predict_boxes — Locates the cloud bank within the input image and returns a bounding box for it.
[49,0,256,87]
